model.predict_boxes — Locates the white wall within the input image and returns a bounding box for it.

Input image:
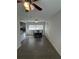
[17,18,21,48]
[46,11,61,55]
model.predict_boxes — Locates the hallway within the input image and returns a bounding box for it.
[17,0,61,58]
[17,35,60,59]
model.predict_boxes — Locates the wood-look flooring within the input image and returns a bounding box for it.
[17,35,60,59]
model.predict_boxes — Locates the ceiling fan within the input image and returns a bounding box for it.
[17,0,42,12]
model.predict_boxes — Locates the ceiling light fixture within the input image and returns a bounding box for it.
[23,1,34,11]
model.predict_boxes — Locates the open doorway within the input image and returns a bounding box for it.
[26,21,45,38]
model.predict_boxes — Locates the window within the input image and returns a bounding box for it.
[29,25,43,30]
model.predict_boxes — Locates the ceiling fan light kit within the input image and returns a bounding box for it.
[17,0,42,12]
[23,2,34,11]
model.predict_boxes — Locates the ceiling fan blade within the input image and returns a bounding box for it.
[33,0,38,2]
[17,0,22,3]
[29,0,32,3]
[32,3,42,11]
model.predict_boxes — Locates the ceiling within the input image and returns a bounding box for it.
[17,0,61,21]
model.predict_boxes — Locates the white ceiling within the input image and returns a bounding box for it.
[17,0,61,21]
